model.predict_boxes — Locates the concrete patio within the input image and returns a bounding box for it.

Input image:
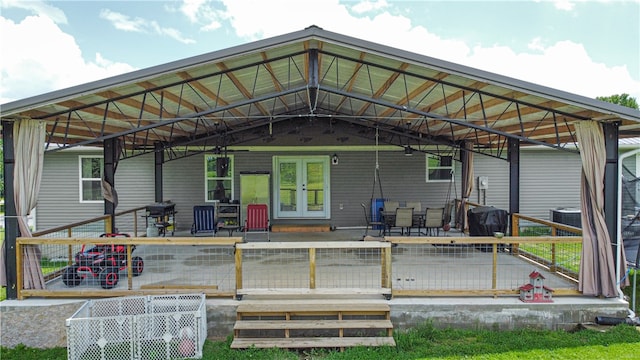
[0,228,633,349]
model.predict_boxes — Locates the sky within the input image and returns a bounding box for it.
[1,0,639,105]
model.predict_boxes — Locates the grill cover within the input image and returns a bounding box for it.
[467,206,508,236]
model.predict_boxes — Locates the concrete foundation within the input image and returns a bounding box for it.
[0,296,630,349]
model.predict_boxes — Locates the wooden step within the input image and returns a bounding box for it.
[233,300,395,350]
[230,336,396,349]
[234,319,393,330]
[236,302,390,316]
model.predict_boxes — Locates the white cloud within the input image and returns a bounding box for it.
[527,37,546,52]
[464,40,640,100]
[99,9,147,32]
[217,0,639,101]
[150,21,196,44]
[0,0,67,24]
[0,15,135,103]
[179,0,207,23]
[178,0,225,32]
[100,9,195,43]
[551,0,576,11]
[1,0,637,105]
[351,0,389,13]
[220,0,352,39]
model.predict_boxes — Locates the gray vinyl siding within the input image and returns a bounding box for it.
[162,155,205,232]
[37,151,103,231]
[520,150,582,220]
[161,150,457,230]
[111,154,155,232]
[329,151,456,227]
[35,145,632,233]
[36,151,155,232]
[471,150,582,221]
[471,155,510,211]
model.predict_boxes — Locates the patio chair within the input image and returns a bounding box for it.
[394,207,414,236]
[424,207,444,236]
[383,201,400,213]
[361,203,384,238]
[406,201,422,232]
[406,201,422,213]
[244,203,270,242]
[191,205,216,236]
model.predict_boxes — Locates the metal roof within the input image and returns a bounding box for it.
[2,25,639,160]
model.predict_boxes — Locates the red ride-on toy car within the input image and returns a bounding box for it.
[62,233,144,289]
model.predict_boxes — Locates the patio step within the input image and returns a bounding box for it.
[230,300,395,350]
[271,224,331,232]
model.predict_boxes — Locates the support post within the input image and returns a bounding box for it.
[103,138,117,233]
[459,141,470,230]
[603,122,620,266]
[2,122,18,299]
[154,142,164,203]
[508,138,520,235]
[308,49,319,112]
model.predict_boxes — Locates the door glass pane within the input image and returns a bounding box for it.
[279,162,297,212]
[306,162,324,212]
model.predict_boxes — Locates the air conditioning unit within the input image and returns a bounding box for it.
[550,208,581,228]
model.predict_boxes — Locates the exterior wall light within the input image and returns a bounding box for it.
[404,146,413,156]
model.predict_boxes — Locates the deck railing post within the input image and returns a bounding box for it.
[492,242,498,298]
[309,248,316,290]
[235,247,243,295]
[68,245,73,265]
[105,217,113,234]
[15,240,23,300]
[512,214,520,255]
[382,246,391,290]
[127,244,133,290]
[550,227,558,272]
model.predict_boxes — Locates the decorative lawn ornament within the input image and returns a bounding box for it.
[519,270,554,303]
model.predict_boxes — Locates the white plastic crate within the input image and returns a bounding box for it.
[66,294,207,360]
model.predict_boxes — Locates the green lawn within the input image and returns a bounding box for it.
[519,242,581,273]
[2,322,639,360]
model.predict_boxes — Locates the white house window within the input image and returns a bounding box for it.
[79,156,103,202]
[426,154,453,182]
[205,154,234,202]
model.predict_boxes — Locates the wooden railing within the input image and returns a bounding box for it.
[16,236,242,300]
[16,234,580,300]
[11,206,585,300]
[512,213,582,279]
[386,235,582,297]
[234,241,392,300]
[32,206,147,238]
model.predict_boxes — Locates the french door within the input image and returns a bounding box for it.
[274,156,330,219]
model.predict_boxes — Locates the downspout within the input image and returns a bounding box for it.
[617,147,640,318]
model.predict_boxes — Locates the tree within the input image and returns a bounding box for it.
[596,93,639,109]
